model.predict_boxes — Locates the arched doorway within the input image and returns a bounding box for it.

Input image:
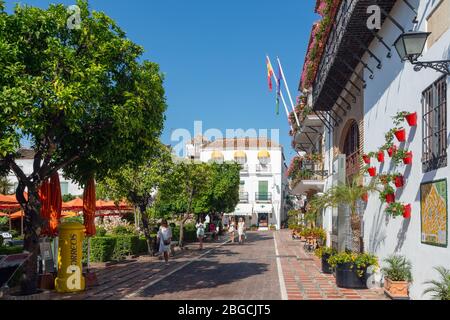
[341,120,360,181]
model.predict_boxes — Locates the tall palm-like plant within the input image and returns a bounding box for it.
[311,175,379,252]
[423,266,450,300]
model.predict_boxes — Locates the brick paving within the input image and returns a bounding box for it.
[274,229,387,300]
[135,232,281,300]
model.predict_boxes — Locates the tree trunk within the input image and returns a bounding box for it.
[17,185,43,295]
[139,204,153,255]
[178,213,189,248]
[350,210,362,253]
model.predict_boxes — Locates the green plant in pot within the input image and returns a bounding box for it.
[423,266,450,300]
[328,251,379,289]
[385,202,405,218]
[391,148,411,166]
[315,246,337,274]
[379,184,395,204]
[382,255,412,299]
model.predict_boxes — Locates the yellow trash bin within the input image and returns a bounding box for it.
[55,222,86,293]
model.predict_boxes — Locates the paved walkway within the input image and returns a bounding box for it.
[274,229,386,300]
[133,232,281,300]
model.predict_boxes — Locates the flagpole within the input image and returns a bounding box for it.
[266,55,293,130]
[276,57,300,127]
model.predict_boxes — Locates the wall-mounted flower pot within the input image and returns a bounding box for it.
[403,204,411,219]
[377,151,384,163]
[387,146,397,157]
[405,112,417,127]
[394,128,406,142]
[394,175,404,188]
[321,253,333,274]
[403,152,413,165]
[368,167,376,177]
[362,155,371,164]
[361,193,369,202]
[335,263,368,289]
[385,193,395,203]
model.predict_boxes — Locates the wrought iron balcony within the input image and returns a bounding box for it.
[239,192,249,203]
[311,0,396,112]
[255,192,272,203]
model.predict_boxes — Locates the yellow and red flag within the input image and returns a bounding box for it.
[266,56,274,91]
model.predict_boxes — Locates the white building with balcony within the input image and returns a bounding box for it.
[186,136,288,230]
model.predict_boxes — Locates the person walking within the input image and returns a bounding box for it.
[238,217,246,244]
[157,219,172,264]
[229,217,236,243]
[196,218,206,250]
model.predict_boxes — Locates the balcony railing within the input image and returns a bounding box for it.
[255,192,272,203]
[240,164,249,174]
[256,164,271,174]
[239,192,249,203]
[345,150,360,178]
[300,160,328,181]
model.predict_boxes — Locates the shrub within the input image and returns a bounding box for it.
[0,245,23,255]
[382,254,413,282]
[83,237,116,263]
[328,251,379,278]
[171,224,197,242]
[314,246,336,259]
[112,235,140,260]
[423,266,450,300]
[96,227,107,237]
[111,225,135,235]
[63,216,83,224]
[0,235,3,246]
[137,237,149,254]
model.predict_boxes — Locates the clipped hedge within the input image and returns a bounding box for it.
[83,237,116,263]
[0,245,23,255]
[171,224,197,242]
[82,235,150,262]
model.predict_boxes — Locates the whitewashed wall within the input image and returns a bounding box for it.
[362,0,450,300]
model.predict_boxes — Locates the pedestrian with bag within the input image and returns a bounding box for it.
[196,217,206,250]
[238,217,246,244]
[229,217,236,243]
[157,219,172,264]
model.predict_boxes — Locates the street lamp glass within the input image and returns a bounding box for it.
[394,32,431,61]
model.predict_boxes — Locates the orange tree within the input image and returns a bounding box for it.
[0,0,166,294]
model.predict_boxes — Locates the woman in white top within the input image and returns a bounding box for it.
[238,217,246,244]
[157,219,172,264]
[196,218,206,250]
[229,217,236,243]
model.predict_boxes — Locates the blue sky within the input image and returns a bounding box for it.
[5,0,318,163]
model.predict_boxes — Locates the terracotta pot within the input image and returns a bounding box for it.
[403,151,413,165]
[394,175,404,188]
[403,204,411,219]
[405,112,417,126]
[362,155,371,164]
[377,151,384,163]
[394,128,406,142]
[368,167,376,177]
[387,145,397,157]
[361,193,369,202]
[384,278,409,299]
[385,193,395,203]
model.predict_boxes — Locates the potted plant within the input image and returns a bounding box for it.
[377,149,385,163]
[403,204,412,219]
[328,251,379,289]
[394,174,404,188]
[392,148,411,166]
[380,185,395,203]
[403,151,413,165]
[404,112,417,127]
[385,202,405,218]
[394,127,406,142]
[367,166,377,177]
[362,154,371,164]
[382,254,413,299]
[387,145,397,157]
[423,266,450,300]
[315,246,337,274]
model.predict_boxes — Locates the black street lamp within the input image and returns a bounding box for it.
[393,31,450,75]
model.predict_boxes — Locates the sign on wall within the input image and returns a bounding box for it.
[420,179,448,247]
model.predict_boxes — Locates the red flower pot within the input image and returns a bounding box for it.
[362,155,371,164]
[405,112,417,127]
[361,193,368,202]
[394,175,404,188]
[394,128,406,142]
[387,145,397,157]
[403,151,413,165]
[403,204,411,219]
[385,193,395,203]
[368,167,376,177]
[377,151,385,163]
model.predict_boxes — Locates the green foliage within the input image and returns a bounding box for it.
[111,235,140,260]
[83,236,116,262]
[96,227,107,237]
[62,194,77,202]
[62,215,83,224]
[0,245,23,255]
[111,225,135,235]
[0,175,13,194]
[392,111,409,127]
[300,227,327,243]
[314,246,337,259]
[382,255,413,282]
[379,184,395,203]
[423,266,450,300]
[391,148,410,166]
[0,216,8,231]
[385,202,405,218]
[328,251,379,278]
[171,223,197,242]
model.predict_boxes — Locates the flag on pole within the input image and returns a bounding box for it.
[266,56,274,91]
[275,64,282,115]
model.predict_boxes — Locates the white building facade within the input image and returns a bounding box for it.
[186,137,288,230]
[296,0,450,299]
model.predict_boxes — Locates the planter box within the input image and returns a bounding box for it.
[335,262,368,289]
[321,253,333,274]
[384,278,409,299]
